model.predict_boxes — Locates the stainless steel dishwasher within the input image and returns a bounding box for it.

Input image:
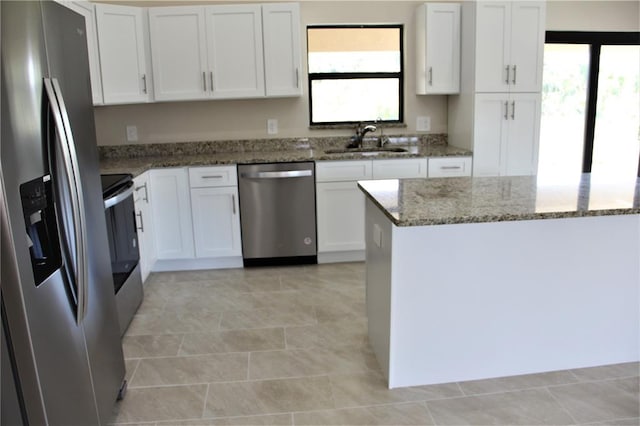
[238,162,317,266]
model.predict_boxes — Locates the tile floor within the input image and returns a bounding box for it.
[110,262,639,425]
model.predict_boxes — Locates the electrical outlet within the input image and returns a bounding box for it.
[126,125,138,142]
[416,116,431,132]
[267,119,278,135]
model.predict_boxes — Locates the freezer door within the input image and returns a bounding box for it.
[42,1,126,423]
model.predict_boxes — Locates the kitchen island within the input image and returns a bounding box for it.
[358,175,640,388]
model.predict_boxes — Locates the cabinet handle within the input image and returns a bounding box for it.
[203,72,207,92]
[428,67,433,86]
[441,166,462,170]
[136,211,144,232]
[135,183,148,202]
[210,72,214,92]
[504,101,509,120]
[511,101,516,120]
[202,175,224,179]
[295,68,299,88]
[142,74,147,94]
[232,194,236,215]
[505,65,510,84]
[512,65,517,85]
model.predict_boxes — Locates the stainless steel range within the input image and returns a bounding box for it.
[101,173,143,336]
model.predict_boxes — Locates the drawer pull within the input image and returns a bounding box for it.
[202,175,224,179]
[135,211,144,232]
[135,183,148,202]
[441,166,462,170]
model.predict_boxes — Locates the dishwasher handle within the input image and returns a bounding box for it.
[240,170,313,179]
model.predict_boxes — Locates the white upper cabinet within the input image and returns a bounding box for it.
[262,3,302,97]
[95,3,151,104]
[475,1,545,93]
[61,1,103,105]
[416,3,461,94]
[206,4,265,99]
[148,6,208,101]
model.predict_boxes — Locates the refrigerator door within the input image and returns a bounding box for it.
[1,1,125,424]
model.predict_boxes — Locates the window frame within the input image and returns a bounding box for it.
[545,31,640,176]
[306,24,405,126]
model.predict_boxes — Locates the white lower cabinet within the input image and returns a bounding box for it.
[189,166,242,259]
[316,158,428,263]
[133,172,156,282]
[317,181,367,255]
[372,158,428,179]
[428,157,472,178]
[149,168,194,260]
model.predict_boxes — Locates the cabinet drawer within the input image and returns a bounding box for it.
[428,157,472,178]
[372,159,428,179]
[316,161,372,182]
[189,166,238,187]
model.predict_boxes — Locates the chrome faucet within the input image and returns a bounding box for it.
[348,123,377,148]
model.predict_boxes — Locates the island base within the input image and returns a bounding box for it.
[365,199,640,389]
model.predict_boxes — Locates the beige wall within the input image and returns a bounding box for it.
[94,1,639,146]
[547,1,639,31]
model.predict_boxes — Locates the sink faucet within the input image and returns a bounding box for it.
[348,123,377,148]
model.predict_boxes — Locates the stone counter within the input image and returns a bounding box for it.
[358,174,640,226]
[98,135,471,175]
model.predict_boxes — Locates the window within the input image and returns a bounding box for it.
[539,32,640,179]
[307,25,403,125]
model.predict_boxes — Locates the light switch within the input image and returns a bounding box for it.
[416,116,431,132]
[373,223,383,248]
[267,119,278,135]
[126,125,138,142]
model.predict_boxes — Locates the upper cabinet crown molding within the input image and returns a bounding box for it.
[416,2,461,95]
[95,3,153,104]
[147,2,302,103]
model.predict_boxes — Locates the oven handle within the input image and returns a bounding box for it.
[104,182,135,209]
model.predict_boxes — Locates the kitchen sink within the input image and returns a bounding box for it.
[323,147,409,155]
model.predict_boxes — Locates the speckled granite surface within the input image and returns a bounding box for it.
[358,175,640,226]
[99,134,470,176]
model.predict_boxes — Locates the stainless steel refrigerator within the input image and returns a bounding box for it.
[1,1,126,424]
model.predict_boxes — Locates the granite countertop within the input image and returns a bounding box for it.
[358,174,640,226]
[99,135,471,176]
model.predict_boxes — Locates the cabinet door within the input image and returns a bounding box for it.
[149,169,194,259]
[206,4,265,99]
[475,1,510,93]
[95,4,150,104]
[423,3,460,94]
[148,6,209,101]
[473,93,509,176]
[509,2,545,92]
[316,181,366,253]
[503,93,541,176]
[63,1,103,105]
[262,3,302,97]
[372,159,428,179]
[133,172,156,282]
[191,187,242,258]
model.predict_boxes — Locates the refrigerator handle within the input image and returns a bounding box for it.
[43,78,89,324]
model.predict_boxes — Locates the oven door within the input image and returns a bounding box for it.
[103,182,139,294]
